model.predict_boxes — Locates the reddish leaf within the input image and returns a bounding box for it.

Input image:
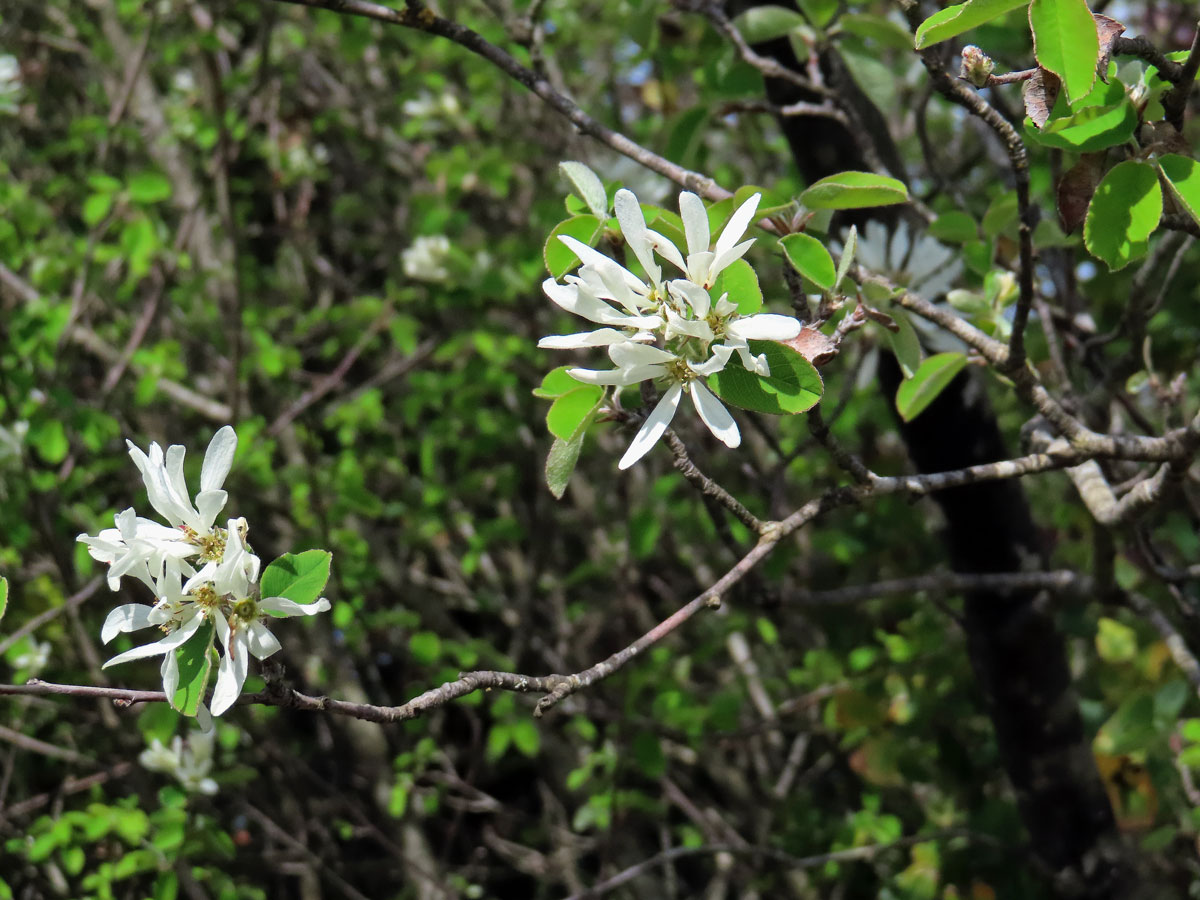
[781,326,839,367]
[1094,15,1126,81]
[1056,152,1105,234]
[1023,68,1061,129]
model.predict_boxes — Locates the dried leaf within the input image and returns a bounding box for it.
[1056,152,1105,234]
[1023,68,1061,129]
[781,326,839,367]
[1094,15,1126,82]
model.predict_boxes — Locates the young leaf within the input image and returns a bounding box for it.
[895,352,968,421]
[838,14,914,51]
[559,162,608,219]
[127,172,172,204]
[1083,160,1162,271]
[533,366,583,399]
[780,233,837,290]
[836,224,858,285]
[1029,0,1099,105]
[0,576,7,626]
[544,215,603,278]
[1158,154,1200,229]
[711,258,762,315]
[801,172,909,210]
[885,307,923,379]
[171,623,214,717]
[1056,152,1105,233]
[261,550,333,607]
[547,384,604,440]
[708,341,824,416]
[914,0,1029,50]
[545,391,605,498]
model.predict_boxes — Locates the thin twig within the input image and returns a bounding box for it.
[663,430,763,533]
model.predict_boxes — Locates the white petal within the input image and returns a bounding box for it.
[614,189,661,288]
[609,342,676,367]
[664,308,714,341]
[728,314,802,341]
[690,381,741,448]
[668,280,711,318]
[567,366,655,386]
[102,612,203,668]
[210,630,249,717]
[557,238,647,295]
[688,344,736,377]
[258,595,332,617]
[246,621,283,659]
[645,230,686,272]
[618,383,682,470]
[200,426,237,493]
[679,191,711,257]
[686,250,715,287]
[194,491,227,534]
[102,604,158,644]
[161,650,180,698]
[715,193,760,259]
[538,329,638,349]
[708,239,755,283]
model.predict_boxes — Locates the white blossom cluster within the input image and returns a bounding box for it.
[78,427,329,718]
[140,730,218,795]
[539,188,802,468]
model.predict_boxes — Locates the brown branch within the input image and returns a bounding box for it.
[663,430,764,533]
[793,570,1089,605]
[1161,20,1200,130]
[0,578,103,657]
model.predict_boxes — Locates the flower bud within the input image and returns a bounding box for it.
[960,45,995,89]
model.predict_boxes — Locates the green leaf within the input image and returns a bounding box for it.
[885,307,923,380]
[0,577,7,626]
[895,352,967,421]
[510,718,540,757]
[1158,153,1200,230]
[1029,0,1099,105]
[632,731,666,778]
[836,224,857,286]
[710,258,762,314]
[1026,75,1138,151]
[801,172,909,210]
[533,366,582,399]
[261,550,333,606]
[558,161,608,219]
[731,6,808,42]
[544,215,603,278]
[708,340,824,415]
[914,0,1029,49]
[1083,160,1162,272]
[127,172,172,204]
[82,192,113,226]
[837,13,913,50]
[171,623,214,717]
[1096,616,1137,662]
[545,390,606,498]
[797,0,839,27]
[547,384,603,440]
[409,631,441,665]
[780,233,837,290]
[928,211,978,244]
[31,419,69,465]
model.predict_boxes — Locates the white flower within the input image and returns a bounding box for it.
[12,639,50,677]
[539,184,804,468]
[78,507,195,592]
[140,731,218,795]
[206,525,329,716]
[402,235,452,282]
[853,221,961,298]
[126,425,237,538]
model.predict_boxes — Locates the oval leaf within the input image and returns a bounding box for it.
[708,341,824,416]
[1029,0,1099,105]
[801,172,909,210]
[544,215,602,278]
[1084,160,1162,271]
[780,233,837,290]
[1159,154,1200,230]
[895,352,968,421]
[547,385,604,440]
[0,576,7,625]
[731,6,808,42]
[261,550,333,607]
[171,623,214,717]
[559,161,608,219]
[929,211,979,244]
[914,0,1029,49]
[711,258,762,315]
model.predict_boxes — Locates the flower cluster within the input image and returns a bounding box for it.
[140,730,219,795]
[539,188,802,468]
[78,427,330,718]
